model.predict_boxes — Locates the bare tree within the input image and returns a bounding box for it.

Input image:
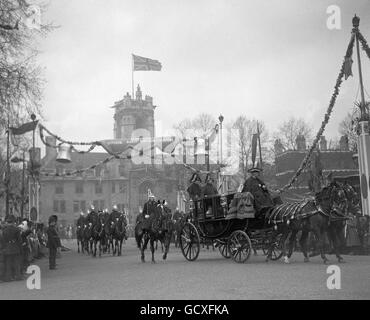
[173,113,217,138]
[338,112,358,151]
[227,116,269,179]
[274,117,313,150]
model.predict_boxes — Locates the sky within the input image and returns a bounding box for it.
[36,0,370,152]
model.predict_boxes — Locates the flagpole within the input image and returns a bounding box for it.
[132,54,134,98]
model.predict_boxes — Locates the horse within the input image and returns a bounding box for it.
[265,181,356,264]
[135,202,174,263]
[76,216,86,254]
[111,213,127,256]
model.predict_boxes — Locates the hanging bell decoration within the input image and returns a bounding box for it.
[56,143,72,163]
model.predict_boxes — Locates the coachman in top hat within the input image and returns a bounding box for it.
[242,167,274,214]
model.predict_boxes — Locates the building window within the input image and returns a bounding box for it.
[75,181,84,194]
[95,166,102,178]
[73,201,79,213]
[119,165,125,177]
[53,200,66,213]
[55,182,64,194]
[100,200,105,211]
[95,181,103,194]
[112,182,116,193]
[119,182,125,193]
[60,200,66,213]
[76,165,83,177]
[53,200,58,212]
[80,200,86,212]
[56,165,64,176]
[93,200,99,210]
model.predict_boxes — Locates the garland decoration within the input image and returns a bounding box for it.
[357,31,370,61]
[278,33,355,193]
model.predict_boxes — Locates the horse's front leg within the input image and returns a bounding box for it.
[329,226,345,263]
[279,229,291,264]
[150,238,156,264]
[287,229,298,258]
[299,230,310,262]
[141,235,149,263]
[77,239,80,253]
[315,229,329,264]
[163,236,170,260]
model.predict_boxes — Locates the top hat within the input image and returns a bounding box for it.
[248,167,262,173]
[190,173,202,183]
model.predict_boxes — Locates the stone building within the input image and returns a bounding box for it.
[39,86,201,226]
[275,135,359,200]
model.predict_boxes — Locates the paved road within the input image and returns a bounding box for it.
[1,239,370,300]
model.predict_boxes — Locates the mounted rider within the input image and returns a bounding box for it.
[141,190,158,231]
[242,167,274,215]
[86,205,99,225]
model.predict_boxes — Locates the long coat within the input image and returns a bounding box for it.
[47,225,61,249]
[187,182,202,200]
[2,224,22,255]
[202,182,218,197]
[242,176,273,212]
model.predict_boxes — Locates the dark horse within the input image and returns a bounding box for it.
[265,181,359,264]
[135,203,174,263]
[76,215,86,253]
[111,214,127,256]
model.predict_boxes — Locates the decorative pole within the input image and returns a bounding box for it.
[5,116,10,218]
[353,15,370,216]
[218,114,224,193]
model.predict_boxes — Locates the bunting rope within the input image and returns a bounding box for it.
[357,31,370,61]
[278,32,356,193]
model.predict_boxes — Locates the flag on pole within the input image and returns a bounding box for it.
[133,54,162,71]
[10,120,38,135]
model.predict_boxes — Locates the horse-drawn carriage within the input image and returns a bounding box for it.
[179,192,284,263]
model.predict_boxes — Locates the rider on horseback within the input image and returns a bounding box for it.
[242,167,274,216]
[141,191,157,231]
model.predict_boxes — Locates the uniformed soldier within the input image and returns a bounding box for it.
[87,205,98,224]
[47,215,61,270]
[242,167,273,214]
[202,174,218,197]
[187,173,202,200]
[142,192,157,231]
[2,215,22,281]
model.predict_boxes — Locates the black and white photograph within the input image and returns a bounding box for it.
[0,0,370,305]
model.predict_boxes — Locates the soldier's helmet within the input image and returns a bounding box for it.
[90,204,95,211]
[104,208,109,213]
[112,205,118,211]
[80,211,84,216]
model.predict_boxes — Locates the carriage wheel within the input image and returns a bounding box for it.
[180,222,200,261]
[228,230,252,263]
[218,240,231,259]
[269,234,284,261]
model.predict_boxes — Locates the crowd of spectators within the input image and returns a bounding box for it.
[0,217,48,282]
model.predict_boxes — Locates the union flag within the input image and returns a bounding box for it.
[133,54,162,71]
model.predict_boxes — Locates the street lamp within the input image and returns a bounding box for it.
[218,115,224,194]
[11,152,26,218]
